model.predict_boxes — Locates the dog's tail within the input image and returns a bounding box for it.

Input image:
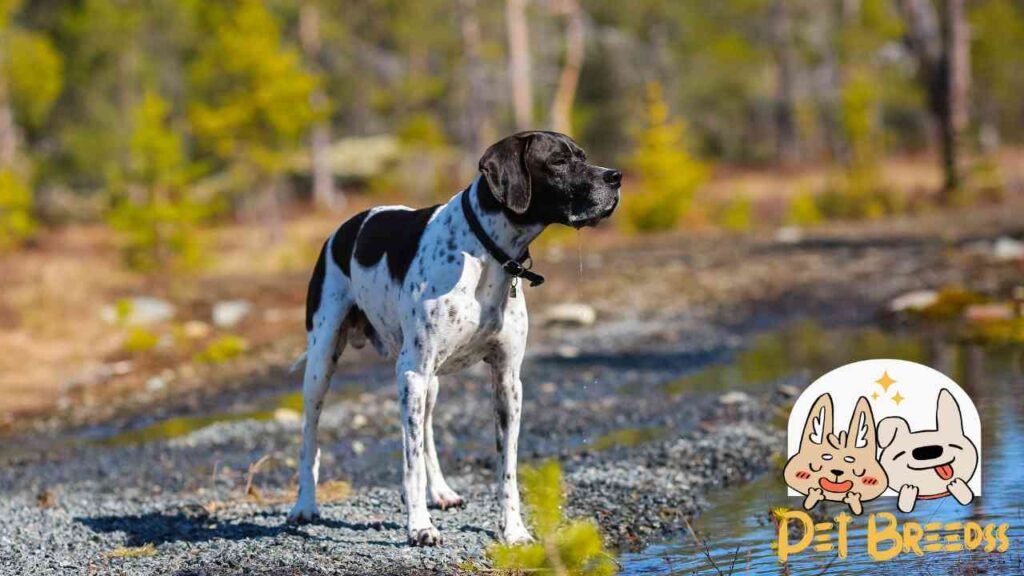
[288,351,308,374]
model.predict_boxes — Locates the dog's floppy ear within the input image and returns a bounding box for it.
[800,393,834,448]
[936,388,965,434]
[877,416,909,449]
[479,133,533,214]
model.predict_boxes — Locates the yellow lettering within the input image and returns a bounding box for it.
[996,524,1010,553]
[868,513,902,561]
[902,521,924,556]
[835,512,851,559]
[778,511,814,563]
[964,522,984,550]
[984,523,998,552]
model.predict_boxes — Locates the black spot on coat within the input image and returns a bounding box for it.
[355,206,440,283]
[305,240,329,331]
[331,210,371,276]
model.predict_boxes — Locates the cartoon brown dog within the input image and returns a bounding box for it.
[785,394,888,515]
[877,388,978,513]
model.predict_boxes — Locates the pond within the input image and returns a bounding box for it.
[621,326,1024,575]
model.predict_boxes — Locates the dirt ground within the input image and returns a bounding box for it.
[1,151,1023,433]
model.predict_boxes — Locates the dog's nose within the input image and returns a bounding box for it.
[831,469,844,477]
[603,169,622,186]
[912,445,944,461]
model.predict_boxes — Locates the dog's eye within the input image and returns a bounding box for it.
[822,454,833,461]
[809,463,822,472]
[949,443,963,451]
[843,456,855,463]
[853,468,866,477]
[551,157,569,166]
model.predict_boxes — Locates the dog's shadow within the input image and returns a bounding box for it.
[76,506,409,548]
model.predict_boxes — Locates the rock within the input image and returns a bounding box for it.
[273,408,301,423]
[543,303,597,327]
[145,377,167,393]
[100,297,175,326]
[965,302,1013,323]
[556,345,580,358]
[774,226,803,244]
[777,384,801,398]
[888,289,939,313]
[351,413,368,430]
[212,300,252,328]
[719,391,750,405]
[992,236,1024,261]
[182,321,211,339]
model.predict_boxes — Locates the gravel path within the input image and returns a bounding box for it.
[0,311,794,575]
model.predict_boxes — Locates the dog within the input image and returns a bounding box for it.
[878,388,978,513]
[784,394,887,515]
[286,131,621,546]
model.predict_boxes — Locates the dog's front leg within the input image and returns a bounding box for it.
[398,361,440,546]
[492,362,534,544]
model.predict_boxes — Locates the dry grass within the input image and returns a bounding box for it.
[104,543,157,558]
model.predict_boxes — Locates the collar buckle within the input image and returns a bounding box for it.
[503,260,526,277]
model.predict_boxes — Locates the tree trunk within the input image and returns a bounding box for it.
[897,0,970,202]
[459,0,490,154]
[506,0,533,131]
[0,88,16,171]
[300,1,341,211]
[771,0,801,165]
[549,0,584,136]
[943,0,969,197]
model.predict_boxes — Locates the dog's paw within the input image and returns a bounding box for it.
[843,491,863,515]
[407,526,442,547]
[947,478,974,505]
[430,488,465,511]
[502,526,535,546]
[287,501,320,525]
[898,484,918,513]
[803,487,824,509]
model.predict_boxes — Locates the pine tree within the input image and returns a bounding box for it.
[624,82,708,232]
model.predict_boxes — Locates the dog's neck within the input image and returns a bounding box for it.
[467,176,545,259]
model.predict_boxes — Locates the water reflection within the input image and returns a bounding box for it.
[623,325,1024,575]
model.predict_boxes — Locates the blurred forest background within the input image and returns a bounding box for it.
[1,0,1024,423]
[2,0,1023,249]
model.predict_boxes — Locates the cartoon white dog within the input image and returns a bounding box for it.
[877,388,978,513]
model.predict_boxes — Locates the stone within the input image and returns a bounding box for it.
[719,391,750,405]
[775,226,803,244]
[992,237,1024,262]
[100,297,175,326]
[542,303,597,327]
[212,300,252,328]
[888,289,939,312]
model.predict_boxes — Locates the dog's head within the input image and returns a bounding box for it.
[784,394,888,502]
[878,389,978,496]
[478,131,621,228]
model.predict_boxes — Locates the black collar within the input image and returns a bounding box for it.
[461,184,545,288]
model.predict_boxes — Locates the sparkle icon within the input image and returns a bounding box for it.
[871,391,880,401]
[875,370,896,392]
[892,391,905,406]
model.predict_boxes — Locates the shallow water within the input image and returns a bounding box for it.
[621,328,1024,575]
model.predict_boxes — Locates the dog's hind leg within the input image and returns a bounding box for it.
[424,375,464,510]
[289,248,352,524]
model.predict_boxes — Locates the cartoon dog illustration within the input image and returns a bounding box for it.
[785,394,888,515]
[877,388,978,513]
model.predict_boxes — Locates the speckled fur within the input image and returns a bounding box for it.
[287,132,621,547]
